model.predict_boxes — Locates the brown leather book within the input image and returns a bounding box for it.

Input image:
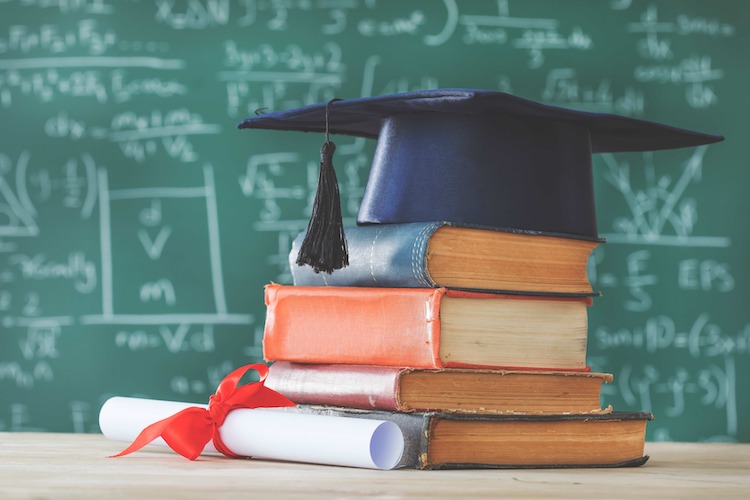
[283,406,653,470]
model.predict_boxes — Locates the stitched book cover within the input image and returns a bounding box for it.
[263,284,591,370]
[290,222,600,296]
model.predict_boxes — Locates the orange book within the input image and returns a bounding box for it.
[263,284,591,370]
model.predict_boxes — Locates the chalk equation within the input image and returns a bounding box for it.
[43,110,219,163]
[1,162,254,328]
[0,0,745,441]
[590,356,739,440]
[594,315,749,359]
[627,3,733,109]
[221,41,345,117]
[1,0,114,15]
[114,324,217,354]
[542,68,645,116]
[589,248,734,313]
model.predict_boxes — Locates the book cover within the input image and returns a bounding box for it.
[263,284,591,370]
[290,222,600,296]
[266,362,613,414]
[282,406,653,470]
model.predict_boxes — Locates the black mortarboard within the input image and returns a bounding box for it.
[239,89,723,272]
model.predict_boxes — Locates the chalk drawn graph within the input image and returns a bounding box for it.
[0,151,38,238]
[81,164,251,326]
[3,151,251,328]
[599,146,730,248]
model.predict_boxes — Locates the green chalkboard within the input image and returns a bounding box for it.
[1,0,747,442]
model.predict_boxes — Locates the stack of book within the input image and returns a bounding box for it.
[263,222,652,469]
[240,88,721,469]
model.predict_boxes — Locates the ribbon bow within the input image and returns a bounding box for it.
[110,363,295,460]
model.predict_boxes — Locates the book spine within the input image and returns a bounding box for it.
[289,222,442,287]
[266,362,404,411]
[280,407,652,470]
[263,284,445,368]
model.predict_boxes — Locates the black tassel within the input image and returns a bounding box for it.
[296,99,348,273]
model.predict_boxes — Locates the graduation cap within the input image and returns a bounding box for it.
[239,89,723,273]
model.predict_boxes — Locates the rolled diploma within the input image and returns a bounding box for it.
[99,396,404,470]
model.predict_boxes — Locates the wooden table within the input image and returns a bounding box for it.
[1,433,748,498]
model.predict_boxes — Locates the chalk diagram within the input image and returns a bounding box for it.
[82,164,251,326]
[2,159,251,328]
[599,145,730,248]
[0,151,38,239]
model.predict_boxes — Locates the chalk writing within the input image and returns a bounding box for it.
[0,0,744,442]
[0,151,38,237]
[12,153,99,219]
[627,4,733,109]
[223,41,344,74]
[358,9,427,37]
[45,109,213,164]
[114,324,215,354]
[238,152,307,220]
[109,109,220,163]
[600,147,731,248]
[594,315,749,359]
[678,259,734,292]
[110,71,187,102]
[235,0,361,32]
[138,225,172,260]
[448,1,593,68]
[139,279,177,306]
[9,252,96,293]
[542,68,645,116]
[590,249,735,313]
[611,357,738,438]
[676,14,735,37]
[155,0,231,29]
[221,41,344,117]
[0,360,54,388]
[0,67,186,107]
[7,0,114,15]
[0,20,122,56]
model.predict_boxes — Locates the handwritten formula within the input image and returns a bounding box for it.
[0,0,746,442]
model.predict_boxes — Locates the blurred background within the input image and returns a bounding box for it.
[0,0,747,442]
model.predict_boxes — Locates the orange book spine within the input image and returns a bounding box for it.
[263,284,446,368]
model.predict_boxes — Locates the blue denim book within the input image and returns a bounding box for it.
[290,222,601,297]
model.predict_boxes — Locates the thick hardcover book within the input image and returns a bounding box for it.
[263,284,591,370]
[282,406,652,470]
[266,362,613,414]
[290,222,601,296]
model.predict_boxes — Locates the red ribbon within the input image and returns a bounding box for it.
[109,363,295,460]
